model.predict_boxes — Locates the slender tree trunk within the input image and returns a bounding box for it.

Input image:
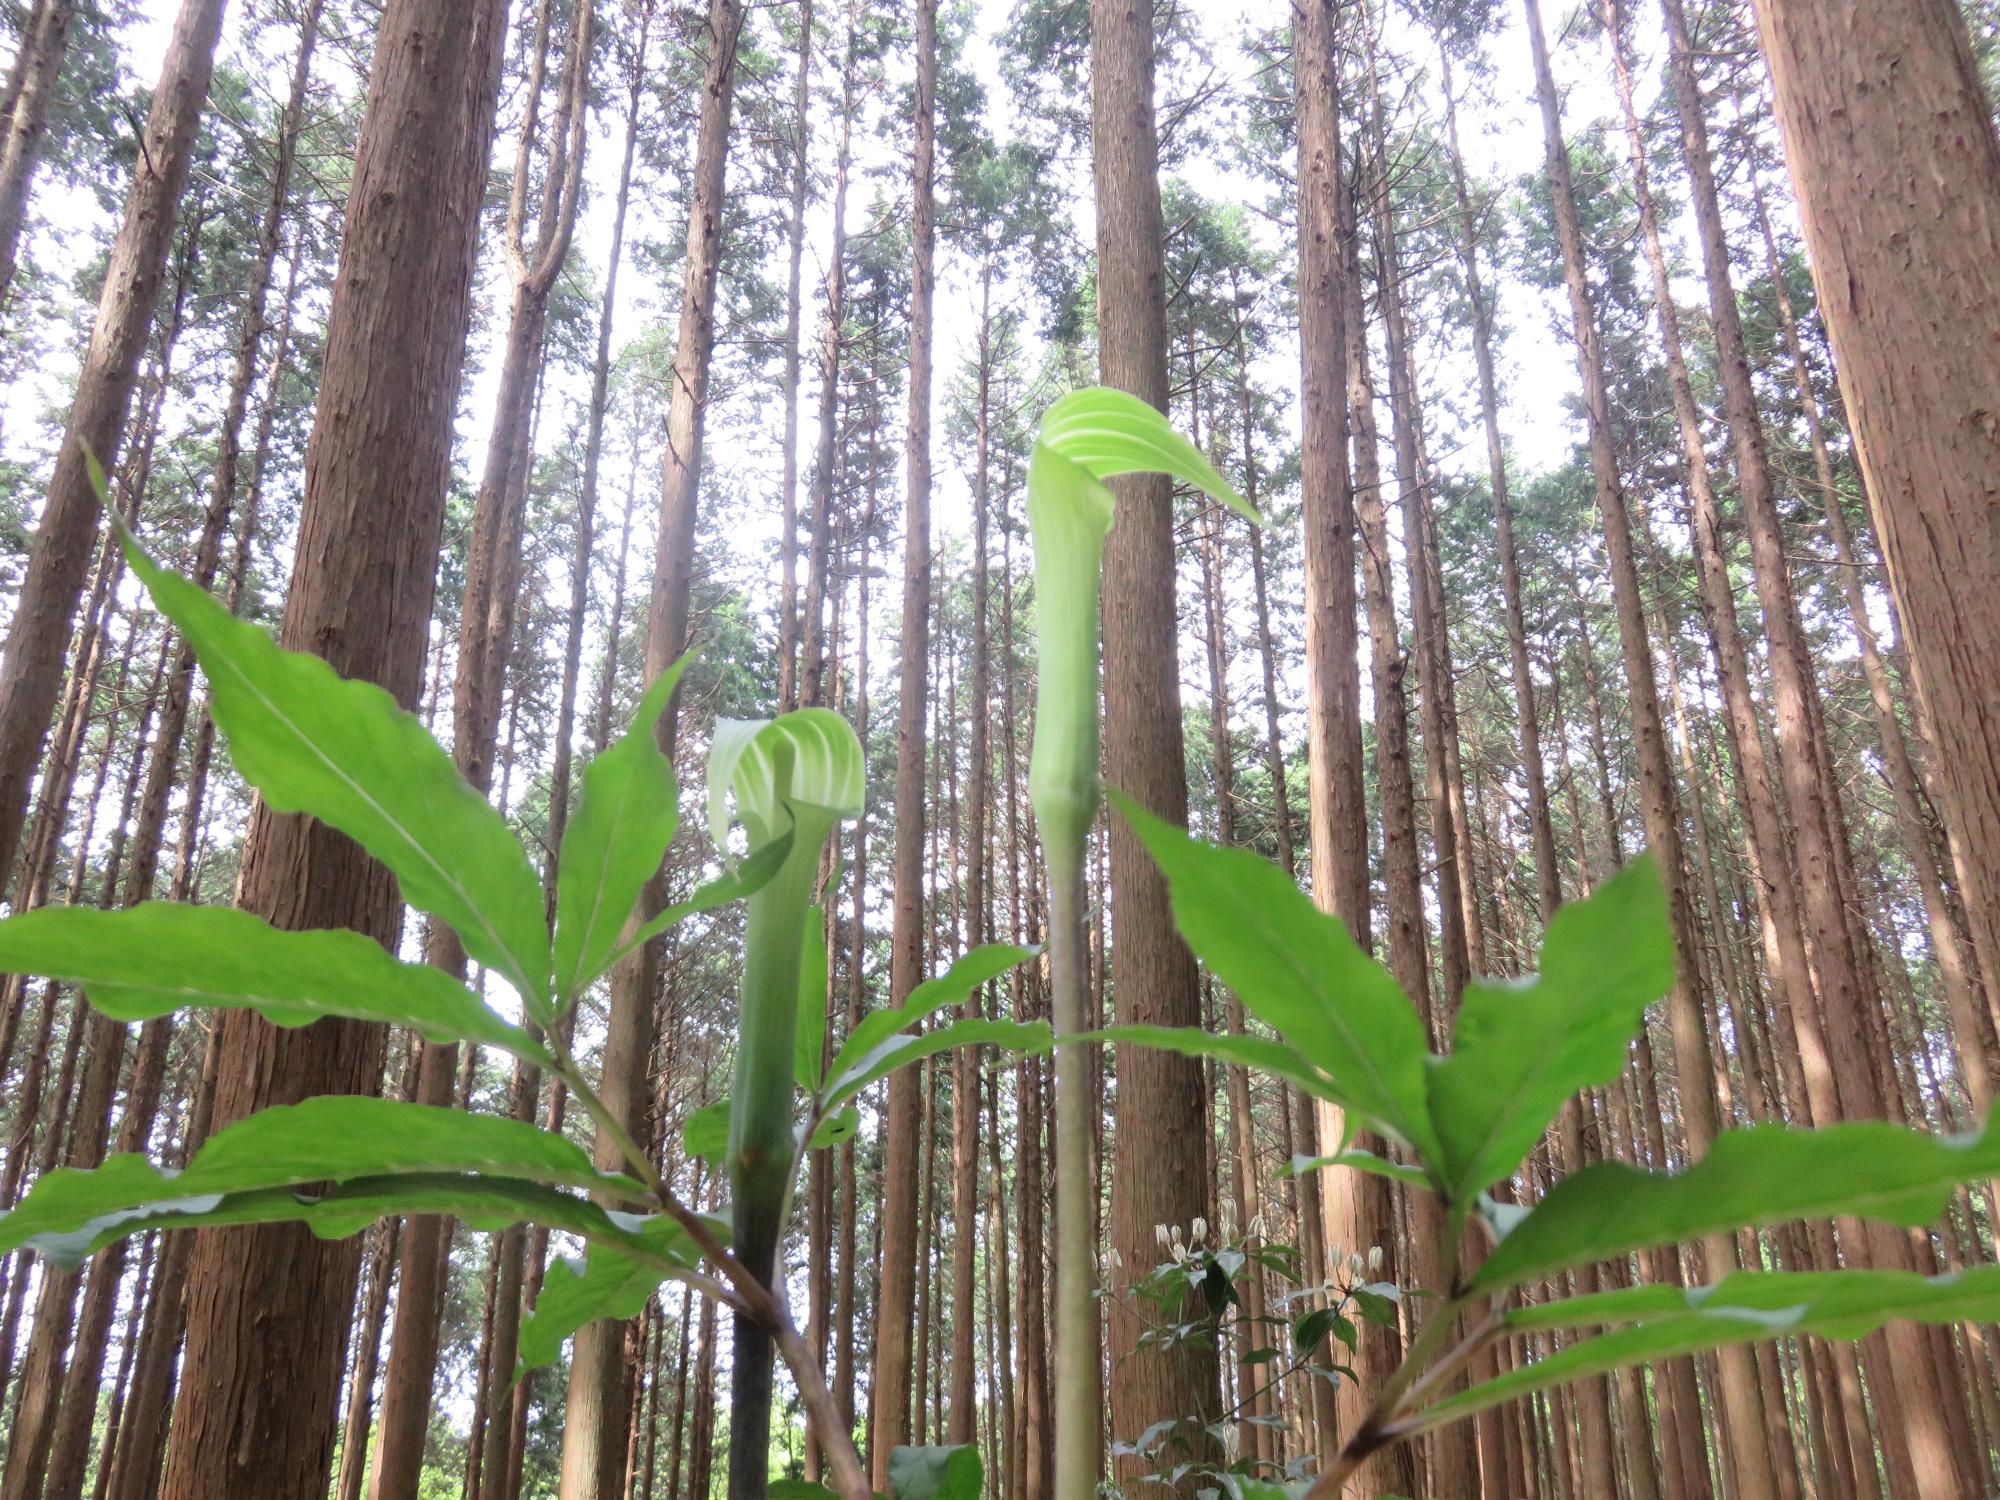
[0,0,226,897]
[1292,0,1401,1483]
[0,0,77,311]
[777,0,815,710]
[1092,0,1222,1486]
[868,0,935,1483]
[375,0,594,1484]
[562,3,743,1495]
[158,0,509,1488]
[1522,2,1778,1494]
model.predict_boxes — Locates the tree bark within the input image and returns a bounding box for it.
[869,0,935,1481]
[1092,0,1223,1486]
[1745,0,2000,1085]
[559,3,743,1494]
[157,0,510,1488]
[1521,0,1777,1493]
[0,0,226,900]
[0,0,77,310]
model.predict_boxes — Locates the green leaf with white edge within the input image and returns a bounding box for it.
[1281,1148,1434,1190]
[519,1213,708,1371]
[553,651,694,1006]
[0,903,547,1062]
[0,1097,646,1266]
[1084,1026,1340,1112]
[1424,1265,2000,1430]
[796,903,829,1090]
[1427,856,1673,1202]
[823,1019,1053,1114]
[602,835,794,975]
[1469,1115,2000,1295]
[1112,792,1439,1161]
[681,1100,730,1171]
[118,530,552,1013]
[824,943,1032,1089]
[708,710,864,854]
[3,1170,646,1270]
[886,1444,983,1500]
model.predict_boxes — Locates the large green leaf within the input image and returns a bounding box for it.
[602,835,795,974]
[822,944,1035,1098]
[823,1019,1053,1114]
[0,1098,647,1266]
[1112,793,1439,1161]
[2,1171,641,1270]
[1426,857,1673,1201]
[0,904,546,1061]
[886,1444,983,1500]
[1469,1116,2000,1294]
[519,1214,705,1371]
[1084,1025,1349,1119]
[121,535,551,1011]
[1426,1265,2000,1428]
[552,653,693,1006]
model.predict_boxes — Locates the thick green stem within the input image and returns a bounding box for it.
[730,810,833,1500]
[1047,837,1099,1494]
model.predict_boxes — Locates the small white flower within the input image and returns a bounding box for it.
[1347,1252,1367,1277]
[1368,1245,1385,1273]
[1191,1215,1208,1242]
[1155,1223,1172,1249]
[1327,1243,1343,1266]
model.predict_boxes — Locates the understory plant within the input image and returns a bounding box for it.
[0,509,1038,1500]
[1023,390,2000,1495]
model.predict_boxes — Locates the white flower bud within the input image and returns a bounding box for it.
[1368,1245,1385,1272]
[1155,1223,1171,1249]
[1191,1216,1208,1242]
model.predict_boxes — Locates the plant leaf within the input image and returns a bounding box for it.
[601,835,794,975]
[796,904,829,1090]
[1084,1026,1342,1114]
[1282,1148,1434,1190]
[1111,793,1439,1161]
[681,1100,730,1172]
[824,944,1032,1091]
[1469,1116,2000,1294]
[824,1019,1053,1114]
[1426,1265,2000,1430]
[553,652,694,1005]
[886,1444,983,1500]
[519,1213,706,1371]
[0,1098,647,1266]
[1426,857,1673,1201]
[120,533,552,1012]
[807,1106,860,1150]
[0,904,547,1062]
[2,1170,643,1270]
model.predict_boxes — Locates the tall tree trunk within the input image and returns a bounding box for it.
[1291,0,1401,1484]
[0,0,77,310]
[869,0,935,1482]
[374,0,594,1484]
[157,0,510,1488]
[776,0,815,710]
[1092,0,1223,1486]
[1521,1,1777,1494]
[947,261,995,1450]
[560,2,743,1494]
[0,0,226,898]
[1745,0,2000,1068]
[1656,0,1977,1478]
